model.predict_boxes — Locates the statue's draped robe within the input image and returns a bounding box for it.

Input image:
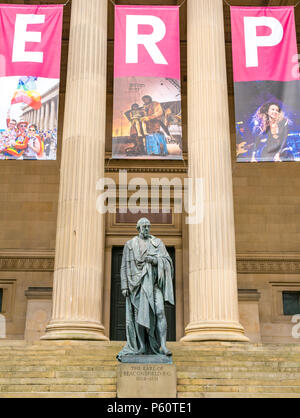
[118,236,174,357]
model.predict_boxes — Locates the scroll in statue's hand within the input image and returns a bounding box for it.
[145,256,158,266]
[122,290,129,298]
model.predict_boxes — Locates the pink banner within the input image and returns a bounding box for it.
[114,5,180,80]
[231,6,300,163]
[0,5,63,161]
[0,4,63,79]
[231,6,299,83]
[113,5,182,160]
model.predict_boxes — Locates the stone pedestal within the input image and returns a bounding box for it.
[238,289,262,343]
[25,288,52,343]
[117,364,177,399]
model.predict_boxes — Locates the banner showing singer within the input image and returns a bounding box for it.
[113,6,183,160]
[231,7,300,163]
[0,5,63,160]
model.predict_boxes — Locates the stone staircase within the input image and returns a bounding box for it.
[0,341,299,398]
[173,342,300,398]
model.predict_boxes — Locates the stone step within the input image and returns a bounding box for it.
[0,370,116,378]
[0,384,116,393]
[178,392,300,399]
[177,378,300,387]
[0,341,299,398]
[1,351,299,360]
[177,371,300,379]
[177,385,300,394]
[0,377,116,385]
[0,392,117,398]
[0,365,116,372]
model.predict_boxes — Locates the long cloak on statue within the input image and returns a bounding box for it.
[117,235,174,358]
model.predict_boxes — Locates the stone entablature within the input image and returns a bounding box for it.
[1,250,300,274]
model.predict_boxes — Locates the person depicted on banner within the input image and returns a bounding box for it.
[1,115,17,150]
[126,104,146,155]
[44,131,52,159]
[129,104,145,137]
[2,121,29,159]
[141,95,169,157]
[251,103,292,162]
[23,124,44,160]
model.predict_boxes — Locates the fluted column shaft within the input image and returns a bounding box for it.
[43,0,108,340]
[40,105,45,130]
[50,100,56,130]
[182,0,248,342]
[44,102,50,131]
[36,108,41,128]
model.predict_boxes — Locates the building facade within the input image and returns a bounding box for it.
[0,0,300,345]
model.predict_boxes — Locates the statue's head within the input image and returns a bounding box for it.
[137,218,151,239]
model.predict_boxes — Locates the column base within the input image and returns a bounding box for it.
[41,320,109,341]
[181,321,249,343]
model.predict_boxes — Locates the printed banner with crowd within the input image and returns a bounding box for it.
[112,5,183,160]
[231,6,300,163]
[0,4,63,160]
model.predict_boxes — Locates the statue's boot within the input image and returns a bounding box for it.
[160,346,172,357]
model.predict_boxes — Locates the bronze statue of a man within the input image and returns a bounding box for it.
[117,218,174,361]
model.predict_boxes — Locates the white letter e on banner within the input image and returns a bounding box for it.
[126,15,168,65]
[244,16,284,68]
[12,14,45,63]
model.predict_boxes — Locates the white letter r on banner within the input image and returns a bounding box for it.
[126,15,168,65]
[244,16,284,68]
[12,14,45,63]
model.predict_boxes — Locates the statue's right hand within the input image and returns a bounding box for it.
[122,290,129,298]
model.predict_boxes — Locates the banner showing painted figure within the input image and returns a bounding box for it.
[231,6,300,163]
[0,5,63,160]
[113,5,183,160]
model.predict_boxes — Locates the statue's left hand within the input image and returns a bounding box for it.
[145,256,158,265]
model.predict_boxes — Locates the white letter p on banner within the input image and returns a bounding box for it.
[126,15,168,65]
[244,16,284,68]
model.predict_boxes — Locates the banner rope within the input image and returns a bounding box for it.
[106,0,300,9]
[108,0,186,7]
[223,0,300,7]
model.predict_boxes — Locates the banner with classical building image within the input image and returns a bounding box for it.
[113,5,183,160]
[231,6,300,163]
[0,4,63,160]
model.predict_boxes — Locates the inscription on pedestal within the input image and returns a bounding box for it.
[117,364,177,399]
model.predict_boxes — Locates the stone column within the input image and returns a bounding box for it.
[36,109,41,129]
[50,100,56,130]
[182,0,248,342]
[40,105,45,130]
[44,102,50,131]
[42,0,108,340]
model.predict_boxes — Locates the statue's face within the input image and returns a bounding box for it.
[139,222,151,238]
